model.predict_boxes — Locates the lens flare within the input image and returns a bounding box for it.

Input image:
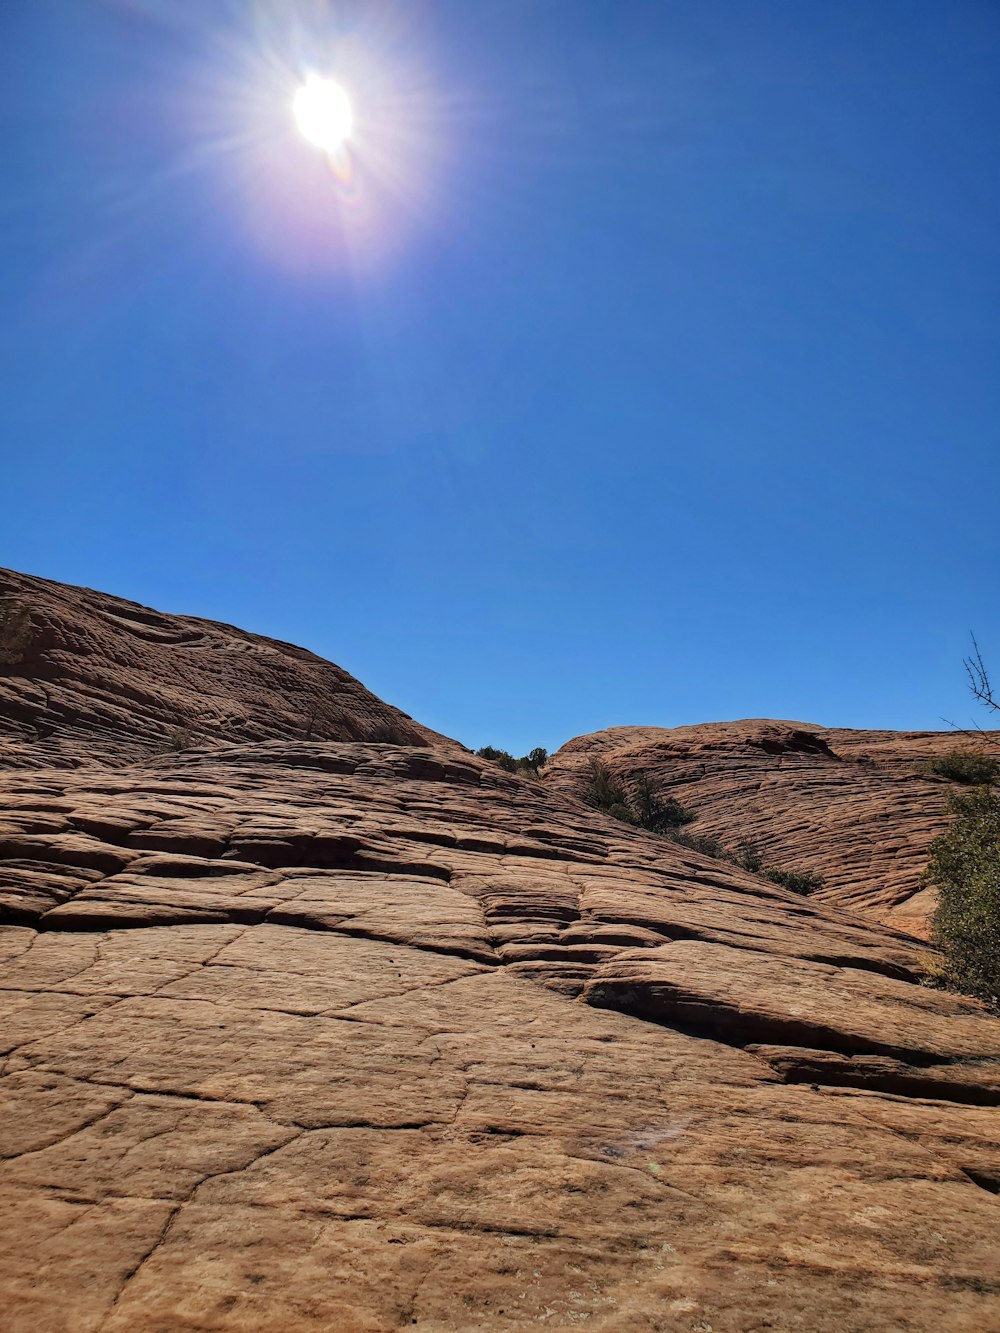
[293,74,353,153]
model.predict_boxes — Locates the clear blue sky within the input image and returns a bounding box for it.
[2,1,998,754]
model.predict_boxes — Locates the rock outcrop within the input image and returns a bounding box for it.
[544,720,1000,937]
[0,567,442,771]
[2,571,999,1331]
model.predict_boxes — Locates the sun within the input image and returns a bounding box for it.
[293,75,354,154]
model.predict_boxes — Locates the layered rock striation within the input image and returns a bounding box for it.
[1,571,999,1331]
[0,566,441,771]
[544,720,1000,937]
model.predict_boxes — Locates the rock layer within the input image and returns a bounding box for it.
[2,571,1000,1331]
[544,720,1000,936]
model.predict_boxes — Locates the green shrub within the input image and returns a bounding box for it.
[927,750,998,786]
[0,601,33,668]
[477,745,519,773]
[476,745,547,776]
[734,840,764,873]
[928,786,1000,1001]
[585,758,633,819]
[586,761,696,833]
[631,772,697,833]
[762,866,825,895]
[668,830,728,858]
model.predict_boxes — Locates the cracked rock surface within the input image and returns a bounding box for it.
[1,570,999,1331]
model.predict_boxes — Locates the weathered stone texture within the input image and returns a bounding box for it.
[0,567,440,770]
[1,571,999,1330]
[544,719,1000,935]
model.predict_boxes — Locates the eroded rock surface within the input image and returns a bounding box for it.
[2,572,999,1331]
[544,720,1000,936]
[0,567,442,771]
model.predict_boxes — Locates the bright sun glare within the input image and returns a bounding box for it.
[293,74,353,154]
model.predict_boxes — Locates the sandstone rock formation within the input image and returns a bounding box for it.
[2,570,999,1331]
[0,567,441,772]
[544,721,1000,937]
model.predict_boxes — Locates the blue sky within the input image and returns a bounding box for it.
[2,0,998,754]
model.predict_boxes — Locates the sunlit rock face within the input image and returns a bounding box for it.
[2,569,999,1332]
[545,719,1000,939]
[0,567,441,771]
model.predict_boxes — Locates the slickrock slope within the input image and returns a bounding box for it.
[0,567,441,771]
[2,573,1000,1331]
[544,721,1000,937]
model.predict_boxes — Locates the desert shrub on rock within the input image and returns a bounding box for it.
[586,758,632,819]
[631,772,698,833]
[586,760,696,832]
[927,750,998,786]
[762,866,825,895]
[928,786,1000,1002]
[669,830,728,858]
[709,835,824,892]
[477,745,547,777]
[725,838,825,892]
[734,840,764,873]
[919,635,1000,1001]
